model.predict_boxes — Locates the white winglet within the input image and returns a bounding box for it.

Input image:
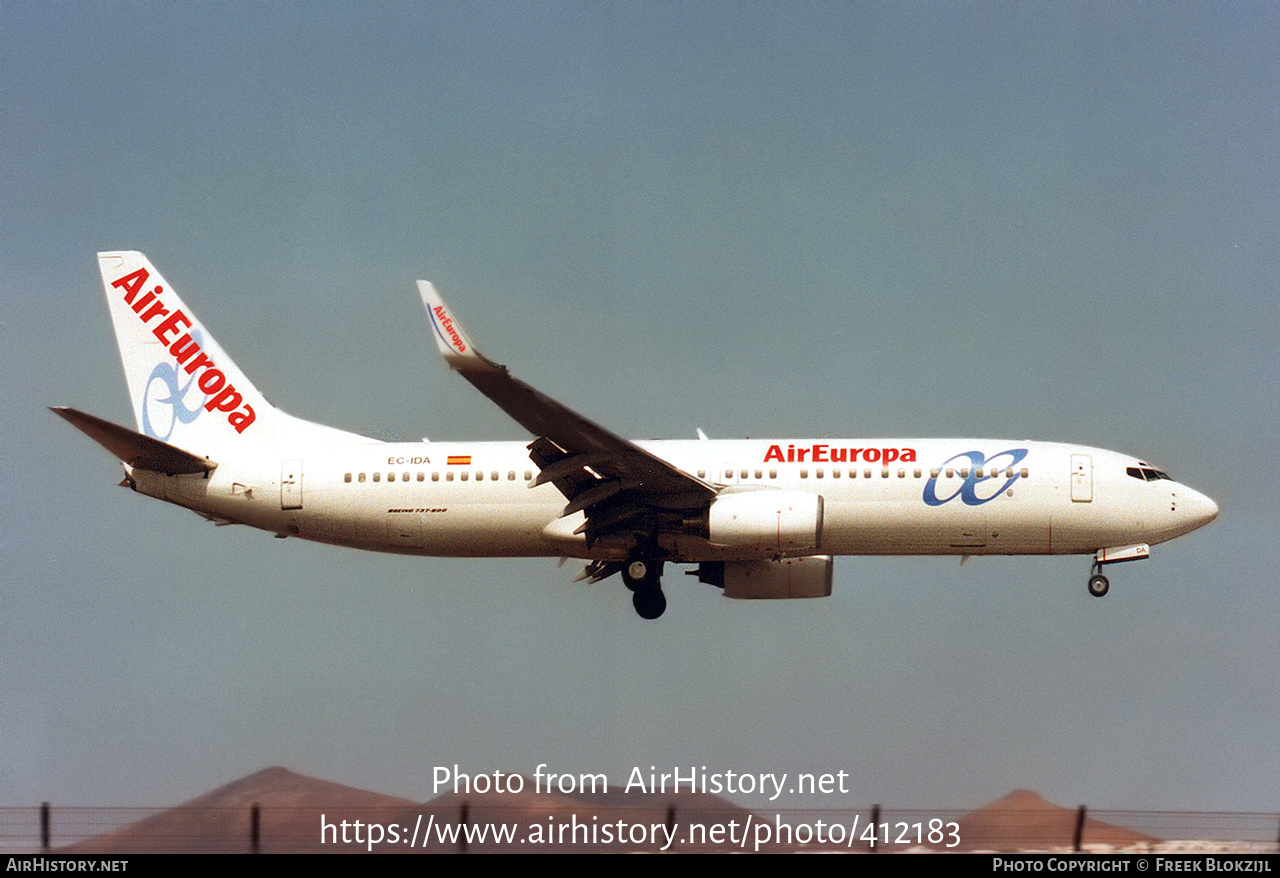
[417,280,483,369]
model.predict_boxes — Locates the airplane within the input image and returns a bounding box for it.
[55,251,1219,619]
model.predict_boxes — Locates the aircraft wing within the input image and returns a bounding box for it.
[418,282,715,548]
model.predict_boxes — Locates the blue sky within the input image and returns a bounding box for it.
[2,2,1277,813]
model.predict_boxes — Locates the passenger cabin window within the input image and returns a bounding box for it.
[344,473,352,483]
[372,472,381,482]
[417,472,424,482]
[358,473,366,483]
[432,472,440,482]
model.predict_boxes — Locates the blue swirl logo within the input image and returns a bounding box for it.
[923,448,1029,506]
[140,330,208,441]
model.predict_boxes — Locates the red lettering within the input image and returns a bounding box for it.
[111,269,148,303]
[131,290,156,314]
[205,386,242,413]
[184,352,213,375]
[196,368,226,394]
[229,405,256,433]
[433,305,467,352]
[139,299,169,322]
[169,333,200,363]
[764,444,916,464]
[153,310,192,346]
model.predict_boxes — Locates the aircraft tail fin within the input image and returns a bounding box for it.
[96,251,276,450]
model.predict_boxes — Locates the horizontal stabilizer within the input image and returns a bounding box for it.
[52,407,217,475]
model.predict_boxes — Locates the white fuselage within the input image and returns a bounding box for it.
[130,436,1219,563]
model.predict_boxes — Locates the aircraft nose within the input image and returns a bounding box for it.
[1186,488,1219,529]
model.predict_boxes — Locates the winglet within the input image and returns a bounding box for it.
[417,281,494,371]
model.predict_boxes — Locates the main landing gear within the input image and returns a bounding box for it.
[1087,565,1110,598]
[622,555,666,620]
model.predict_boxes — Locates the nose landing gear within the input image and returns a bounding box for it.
[1085,543,1151,598]
[1087,567,1110,598]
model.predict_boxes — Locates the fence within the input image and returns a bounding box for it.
[2,802,1278,854]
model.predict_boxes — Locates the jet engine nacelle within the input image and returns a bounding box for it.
[694,556,834,599]
[706,490,824,551]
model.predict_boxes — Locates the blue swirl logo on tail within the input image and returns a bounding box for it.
[140,330,208,441]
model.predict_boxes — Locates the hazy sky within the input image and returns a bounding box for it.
[3,2,1277,815]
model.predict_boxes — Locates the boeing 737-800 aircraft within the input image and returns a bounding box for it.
[56,252,1219,619]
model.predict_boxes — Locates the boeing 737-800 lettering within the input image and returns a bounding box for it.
[55,252,1219,619]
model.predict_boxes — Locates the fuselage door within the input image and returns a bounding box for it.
[281,459,303,510]
[1070,454,1093,503]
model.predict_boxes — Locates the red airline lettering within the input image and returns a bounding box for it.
[111,268,147,303]
[111,267,258,434]
[152,310,192,346]
[433,305,467,353]
[763,443,917,464]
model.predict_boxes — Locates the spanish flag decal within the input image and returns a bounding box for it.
[447,455,472,466]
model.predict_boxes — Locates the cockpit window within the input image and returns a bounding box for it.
[1126,465,1173,482]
